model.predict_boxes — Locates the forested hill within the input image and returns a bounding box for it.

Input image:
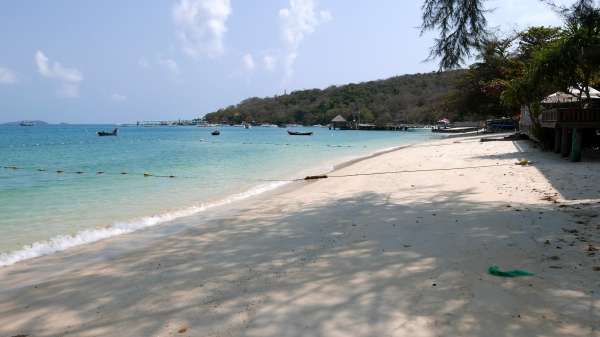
[204,70,468,125]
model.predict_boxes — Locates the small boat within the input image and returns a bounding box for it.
[19,121,34,126]
[211,130,220,136]
[287,130,313,136]
[97,128,118,136]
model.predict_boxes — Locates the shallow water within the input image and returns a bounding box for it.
[0,124,437,265]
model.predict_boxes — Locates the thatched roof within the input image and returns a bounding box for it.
[331,115,347,123]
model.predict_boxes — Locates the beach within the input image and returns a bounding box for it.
[1,134,599,337]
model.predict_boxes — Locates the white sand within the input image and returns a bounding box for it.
[1,135,599,337]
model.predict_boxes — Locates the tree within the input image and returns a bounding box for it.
[421,0,592,69]
[500,1,600,139]
[421,0,488,70]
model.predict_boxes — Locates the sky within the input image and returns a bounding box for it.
[0,0,574,124]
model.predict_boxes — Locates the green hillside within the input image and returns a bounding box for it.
[204,70,468,126]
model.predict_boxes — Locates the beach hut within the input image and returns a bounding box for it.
[542,87,600,104]
[330,115,348,130]
[539,86,600,161]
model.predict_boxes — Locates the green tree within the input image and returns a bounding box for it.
[420,0,592,69]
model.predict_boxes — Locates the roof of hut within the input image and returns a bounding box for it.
[542,86,600,104]
[331,115,347,122]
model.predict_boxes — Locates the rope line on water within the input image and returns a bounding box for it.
[2,165,179,179]
[2,162,520,183]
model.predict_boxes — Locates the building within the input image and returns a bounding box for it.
[536,87,600,161]
[330,115,348,130]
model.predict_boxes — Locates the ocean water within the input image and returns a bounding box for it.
[0,125,437,266]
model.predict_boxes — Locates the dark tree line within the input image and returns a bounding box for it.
[204,71,472,125]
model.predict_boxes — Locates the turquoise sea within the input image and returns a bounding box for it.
[0,125,437,266]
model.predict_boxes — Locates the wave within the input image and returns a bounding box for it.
[0,180,289,267]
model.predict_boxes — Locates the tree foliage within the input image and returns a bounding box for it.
[421,0,488,70]
[203,71,468,125]
[421,0,593,69]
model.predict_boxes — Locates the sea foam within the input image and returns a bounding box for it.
[0,181,289,267]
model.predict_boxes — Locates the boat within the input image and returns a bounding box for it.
[97,128,118,136]
[19,121,34,126]
[211,130,220,136]
[287,130,313,136]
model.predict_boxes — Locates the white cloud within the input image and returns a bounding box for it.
[0,66,17,84]
[279,0,331,80]
[157,56,180,75]
[319,10,333,23]
[173,0,232,58]
[111,93,127,102]
[242,53,255,71]
[263,55,276,71]
[35,50,83,98]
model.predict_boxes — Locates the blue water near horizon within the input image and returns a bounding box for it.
[0,124,438,266]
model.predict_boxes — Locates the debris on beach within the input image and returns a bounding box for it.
[488,265,534,277]
[515,159,532,166]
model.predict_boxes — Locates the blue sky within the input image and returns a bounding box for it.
[0,0,570,123]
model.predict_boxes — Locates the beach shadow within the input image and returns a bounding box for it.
[0,187,598,337]
[472,140,600,201]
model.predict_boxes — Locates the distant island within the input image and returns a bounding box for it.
[2,120,49,126]
[204,70,467,126]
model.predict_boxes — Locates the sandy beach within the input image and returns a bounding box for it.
[1,134,599,337]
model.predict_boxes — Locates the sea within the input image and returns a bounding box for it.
[0,124,438,266]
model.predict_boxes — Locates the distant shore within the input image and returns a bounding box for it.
[1,134,599,337]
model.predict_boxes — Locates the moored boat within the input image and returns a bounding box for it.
[97,128,118,136]
[287,130,313,136]
[211,130,220,136]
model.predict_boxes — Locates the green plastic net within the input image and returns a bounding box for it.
[488,265,534,277]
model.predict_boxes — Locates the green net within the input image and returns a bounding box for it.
[488,265,534,277]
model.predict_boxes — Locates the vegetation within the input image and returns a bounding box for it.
[206,1,600,130]
[204,71,470,125]
[420,0,488,70]
[436,0,600,139]
[420,0,594,70]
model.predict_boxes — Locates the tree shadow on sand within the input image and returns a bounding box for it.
[472,139,600,201]
[1,186,599,337]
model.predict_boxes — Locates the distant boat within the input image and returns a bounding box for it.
[97,128,118,136]
[211,130,220,136]
[19,121,34,126]
[287,130,313,136]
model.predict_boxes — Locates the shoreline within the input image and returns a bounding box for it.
[0,135,434,267]
[2,133,598,337]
